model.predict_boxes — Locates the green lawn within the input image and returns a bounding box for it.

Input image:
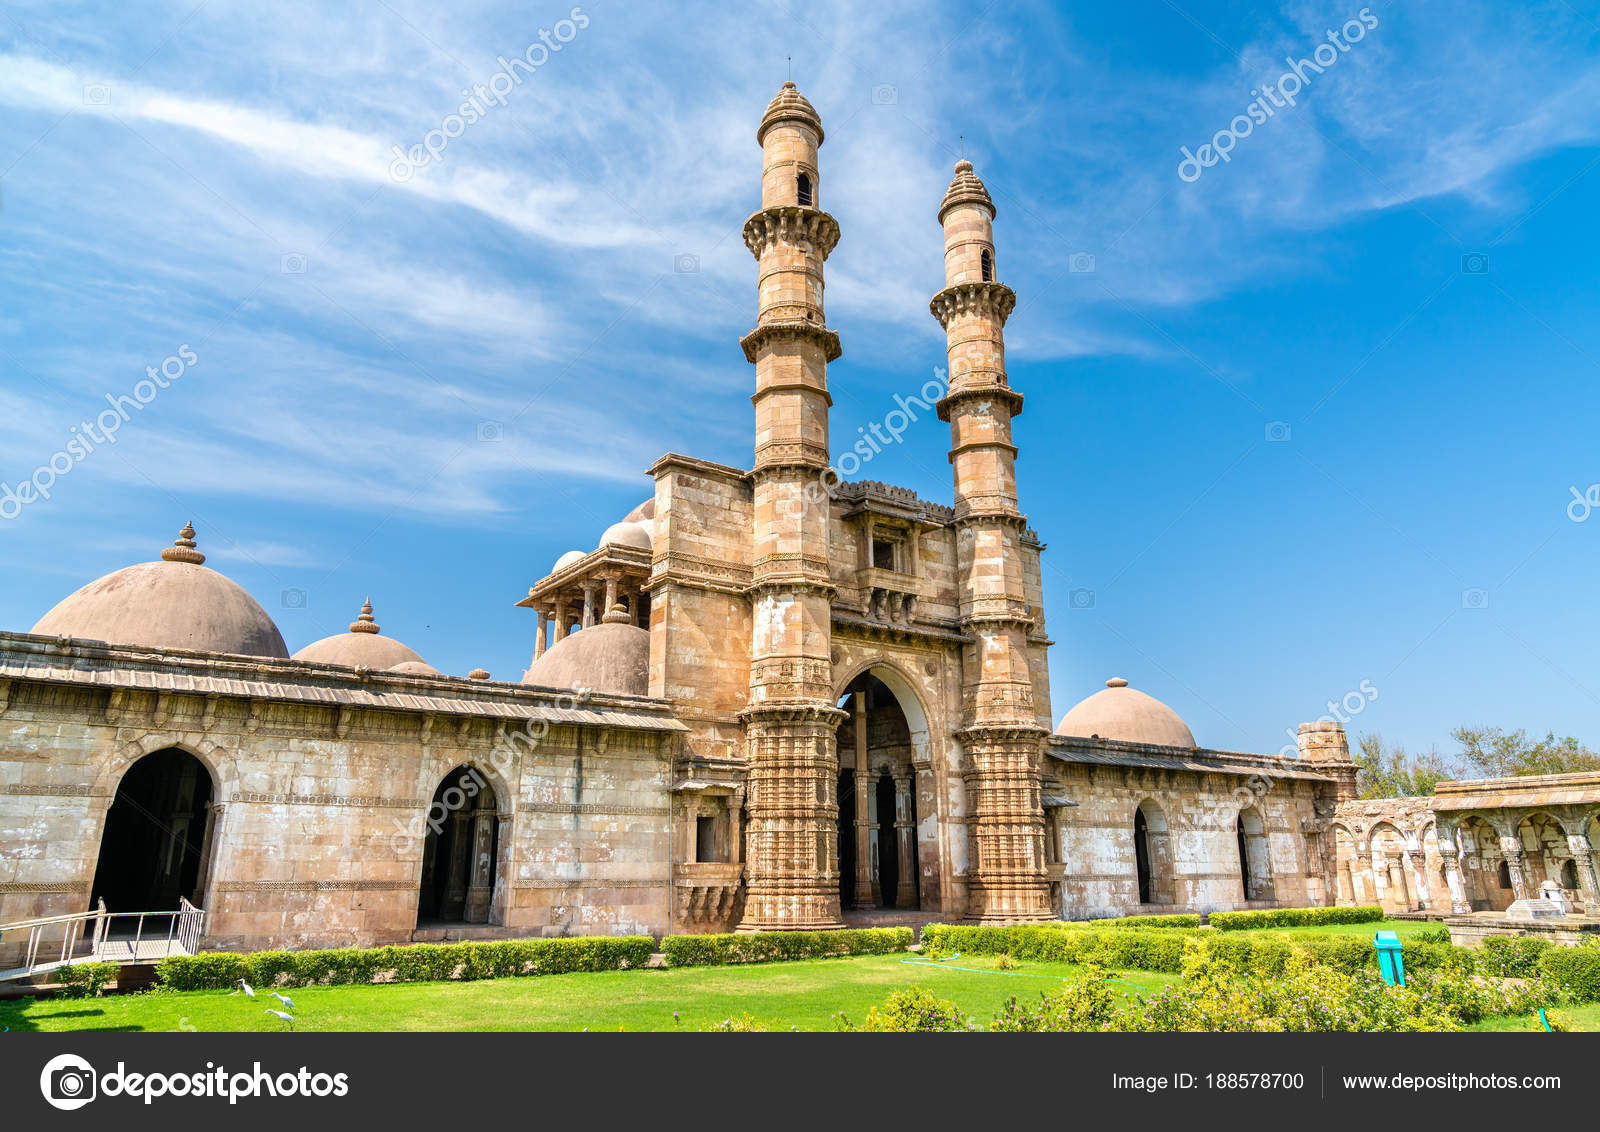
[0,954,1176,1033]
[1466,1003,1600,1033]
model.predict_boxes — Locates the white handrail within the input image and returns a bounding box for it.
[0,901,207,982]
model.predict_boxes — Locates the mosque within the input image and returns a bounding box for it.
[1,83,1594,956]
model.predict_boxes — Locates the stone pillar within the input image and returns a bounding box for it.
[893,768,918,908]
[1568,834,1600,907]
[1438,841,1473,913]
[851,692,873,908]
[603,575,619,616]
[533,609,549,660]
[553,600,570,643]
[443,811,472,920]
[736,82,846,931]
[1385,853,1410,911]
[1406,847,1432,909]
[581,581,597,629]
[1500,840,1530,901]
[464,807,496,923]
[933,158,1050,923]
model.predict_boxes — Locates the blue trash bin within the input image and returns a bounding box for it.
[1375,930,1406,987]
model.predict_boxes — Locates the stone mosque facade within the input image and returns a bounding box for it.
[2,85,1596,956]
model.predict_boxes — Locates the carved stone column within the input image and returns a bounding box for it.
[581,581,597,629]
[893,768,917,908]
[1385,853,1410,911]
[603,574,619,615]
[851,692,873,908]
[464,807,496,923]
[1500,840,1530,901]
[533,609,549,660]
[553,600,570,643]
[1568,834,1600,907]
[1438,841,1473,913]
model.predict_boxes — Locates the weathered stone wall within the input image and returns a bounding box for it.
[0,646,679,957]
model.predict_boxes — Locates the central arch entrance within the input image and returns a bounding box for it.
[835,671,924,911]
[417,767,499,926]
[90,748,215,912]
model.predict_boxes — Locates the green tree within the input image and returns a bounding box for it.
[1353,733,1458,798]
[1450,727,1600,778]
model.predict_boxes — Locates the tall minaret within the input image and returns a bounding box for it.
[932,160,1053,921]
[737,82,845,930]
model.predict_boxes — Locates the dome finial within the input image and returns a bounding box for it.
[1106,676,1129,688]
[602,602,630,625]
[160,521,205,565]
[350,596,380,634]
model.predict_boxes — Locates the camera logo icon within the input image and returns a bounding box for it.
[1069,587,1096,609]
[281,587,307,609]
[1265,421,1292,443]
[477,420,504,442]
[281,252,308,274]
[871,83,898,105]
[1461,587,1490,610]
[1461,253,1489,275]
[83,84,111,106]
[1068,252,1096,273]
[673,253,700,274]
[40,1053,97,1110]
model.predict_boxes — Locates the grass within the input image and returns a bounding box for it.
[1466,1002,1600,1033]
[0,954,1177,1033]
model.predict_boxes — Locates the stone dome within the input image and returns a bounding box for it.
[388,660,441,677]
[31,523,289,659]
[621,497,656,529]
[757,80,824,145]
[524,604,648,696]
[291,598,436,672]
[1055,678,1195,749]
[598,520,651,552]
[552,549,587,573]
[938,158,995,223]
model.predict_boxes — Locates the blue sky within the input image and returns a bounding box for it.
[1,0,1597,757]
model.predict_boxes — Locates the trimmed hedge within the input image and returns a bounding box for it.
[56,961,120,998]
[661,927,912,967]
[155,936,655,991]
[920,922,1475,979]
[1207,906,1384,931]
[1092,913,1202,930]
[1539,944,1600,1001]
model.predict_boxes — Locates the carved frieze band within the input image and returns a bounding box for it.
[2,784,93,797]
[0,882,90,894]
[217,881,413,893]
[230,792,416,809]
[518,803,671,817]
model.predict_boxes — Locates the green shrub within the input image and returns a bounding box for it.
[1539,944,1600,1001]
[155,935,655,991]
[1478,935,1553,977]
[1207,906,1384,931]
[56,961,119,998]
[1093,913,1202,930]
[703,1012,770,1032]
[837,986,969,1032]
[660,927,911,967]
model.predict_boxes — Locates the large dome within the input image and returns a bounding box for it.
[31,524,289,659]
[1055,678,1196,749]
[291,598,436,673]
[523,605,648,696]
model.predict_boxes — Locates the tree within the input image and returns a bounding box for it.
[1451,727,1600,779]
[1353,733,1459,798]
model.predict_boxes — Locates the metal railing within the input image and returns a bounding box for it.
[0,898,207,982]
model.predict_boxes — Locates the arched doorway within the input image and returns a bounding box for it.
[416,767,499,926]
[91,748,215,912]
[1236,806,1273,902]
[1133,799,1173,905]
[834,671,924,912]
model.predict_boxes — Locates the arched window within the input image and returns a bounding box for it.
[980,249,993,281]
[1134,807,1153,904]
[797,172,813,207]
[1236,807,1274,902]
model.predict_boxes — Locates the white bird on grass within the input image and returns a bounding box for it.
[264,1009,294,1030]
[270,992,295,1010]
[230,979,255,999]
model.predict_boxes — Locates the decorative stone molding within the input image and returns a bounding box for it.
[518,802,671,817]
[742,206,841,260]
[930,281,1016,329]
[217,880,414,893]
[2,783,94,796]
[740,320,842,364]
[230,792,416,809]
[0,882,90,894]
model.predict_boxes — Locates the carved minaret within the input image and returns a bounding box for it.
[737,82,845,930]
[932,160,1052,921]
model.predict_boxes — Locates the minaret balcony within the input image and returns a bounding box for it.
[743,206,841,260]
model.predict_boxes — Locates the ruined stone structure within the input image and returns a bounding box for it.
[5,83,1595,959]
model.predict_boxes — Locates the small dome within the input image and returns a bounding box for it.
[938,158,996,223]
[599,520,651,552]
[1055,677,1196,749]
[757,80,824,146]
[388,660,441,676]
[621,498,656,531]
[291,598,433,671]
[552,549,587,573]
[31,523,289,658]
[524,604,648,696]
[468,668,491,680]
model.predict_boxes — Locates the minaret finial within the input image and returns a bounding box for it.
[160,521,205,565]
[787,55,792,81]
[350,596,380,634]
